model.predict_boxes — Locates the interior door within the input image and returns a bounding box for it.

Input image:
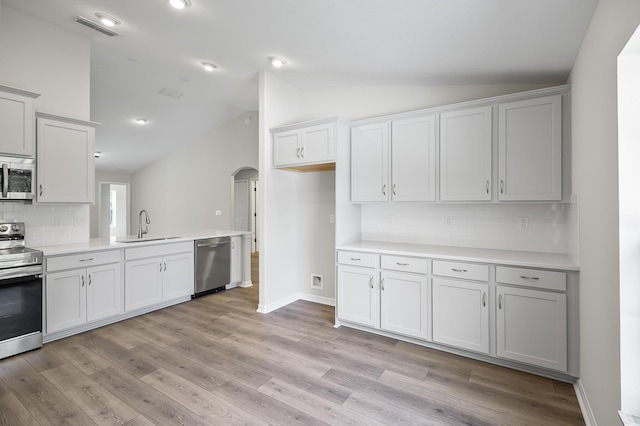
[234,180,249,231]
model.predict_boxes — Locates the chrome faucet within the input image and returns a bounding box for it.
[137,209,150,238]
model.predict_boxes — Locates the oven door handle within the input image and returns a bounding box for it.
[2,163,8,198]
[0,266,43,283]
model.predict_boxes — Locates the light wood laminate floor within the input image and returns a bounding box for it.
[0,253,584,425]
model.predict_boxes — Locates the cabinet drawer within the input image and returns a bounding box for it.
[125,241,193,261]
[432,260,489,282]
[496,266,566,291]
[47,250,121,272]
[337,251,378,268]
[380,255,428,274]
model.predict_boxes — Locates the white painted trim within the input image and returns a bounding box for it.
[574,379,597,426]
[298,293,335,306]
[256,292,335,313]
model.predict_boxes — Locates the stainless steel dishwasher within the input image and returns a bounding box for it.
[194,236,231,297]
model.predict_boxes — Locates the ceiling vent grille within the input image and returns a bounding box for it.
[75,16,120,37]
[158,88,183,99]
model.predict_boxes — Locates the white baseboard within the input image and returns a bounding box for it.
[256,292,335,313]
[574,379,597,426]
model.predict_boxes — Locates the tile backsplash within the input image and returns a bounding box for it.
[361,200,578,256]
[0,203,90,247]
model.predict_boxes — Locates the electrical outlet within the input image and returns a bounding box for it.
[329,214,335,224]
[215,210,222,216]
[445,216,453,226]
[519,217,529,230]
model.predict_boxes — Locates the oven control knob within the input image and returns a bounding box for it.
[0,225,7,232]
[11,224,21,232]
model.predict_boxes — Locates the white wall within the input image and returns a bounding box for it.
[0,4,92,246]
[569,1,640,424]
[130,111,258,237]
[618,23,640,419]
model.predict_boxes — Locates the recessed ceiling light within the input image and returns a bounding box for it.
[201,62,218,72]
[95,13,120,27]
[135,118,148,124]
[170,0,192,9]
[268,56,287,68]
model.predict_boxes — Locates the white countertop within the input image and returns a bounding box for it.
[336,240,579,271]
[35,230,251,256]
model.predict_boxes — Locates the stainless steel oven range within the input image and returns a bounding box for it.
[0,221,43,360]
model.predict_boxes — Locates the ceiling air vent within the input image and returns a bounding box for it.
[75,16,120,37]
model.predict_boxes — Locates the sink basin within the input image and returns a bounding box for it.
[117,236,181,243]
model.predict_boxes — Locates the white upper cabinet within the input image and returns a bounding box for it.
[0,85,39,157]
[391,115,436,202]
[351,115,436,203]
[36,113,97,203]
[440,106,492,201]
[273,121,336,168]
[351,122,390,202]
[498,95,562,201]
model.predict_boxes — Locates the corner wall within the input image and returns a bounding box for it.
[568,1,640,424]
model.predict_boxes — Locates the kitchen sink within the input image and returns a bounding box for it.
[117,236,181,243]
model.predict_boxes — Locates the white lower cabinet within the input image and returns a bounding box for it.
[496,285,567,372]
[432,277,489,354]
[380,270,428,340]
[46,250,122,334]
[337,264,379,328]
[124,242,194,312]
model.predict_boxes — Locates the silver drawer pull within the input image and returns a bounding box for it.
[79,258,94,262]
[350,257,361,261]
[452,268,468,273]
[519,275,540,281]
[396,262,409,266]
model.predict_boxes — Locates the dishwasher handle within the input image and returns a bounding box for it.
[196,240,230,249]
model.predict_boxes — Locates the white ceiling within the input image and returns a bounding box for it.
[3,0,598,173]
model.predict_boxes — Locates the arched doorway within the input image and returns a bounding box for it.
[231,167,259,252]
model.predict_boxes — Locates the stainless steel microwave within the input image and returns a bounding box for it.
[0,156,34,201]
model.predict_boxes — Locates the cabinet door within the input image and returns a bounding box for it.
[37,117,95,203]
[391,115,436,202]
[46,269,86,333]
[337,265,379,328]
[496,285,567,371]
[498,95,562,201]
[351,122,390,202]
[301,123,334,164]
[87,263,122,322]
[380,271,428,340]
[432,278,489,354]
[125,257,163,311]
[230,236,242,284]
[440,106,492,201]
[273,129,301,167]
[163,252,194,300]
[0,90,35,156]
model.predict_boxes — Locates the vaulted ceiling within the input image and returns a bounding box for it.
[3,0,598,173]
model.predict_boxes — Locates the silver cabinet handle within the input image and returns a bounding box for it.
[232,241,235,249]
[82,275,85,287]
[396,262,409,266]
[88,274,92,286]
[392,184,396,196]
[350,257,361,261]
[296,147,300,158]
[382,184,386,196]
[39,184,43,197]
[381,278,385,291]
[164,262,167,272]
[500,180,504,194]
[498,294,502,309]
[160,262,163,272]
[486,180,489,194]
[452,268,468,273]
[369,276,373,289]
[519,275,540,281]
[300,147,304,158]
[79,258,94,262]
[482,292,486,307]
